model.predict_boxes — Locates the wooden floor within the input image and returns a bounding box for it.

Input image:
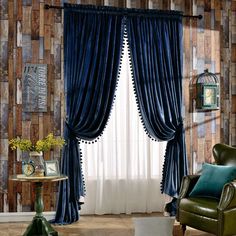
[0,213,214,236]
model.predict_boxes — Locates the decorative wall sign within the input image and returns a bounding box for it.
[22,64,47,112]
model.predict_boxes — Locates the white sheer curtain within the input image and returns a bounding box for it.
[80,41,167,215]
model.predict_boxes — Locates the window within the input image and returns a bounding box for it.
[80,41,167,215]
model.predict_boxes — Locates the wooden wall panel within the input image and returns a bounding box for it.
[174,0,222,173]
[231,0,236,147]
[0,0,232,212]
[0,0,64,212]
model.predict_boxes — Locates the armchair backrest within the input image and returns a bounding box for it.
[213,143,236,166]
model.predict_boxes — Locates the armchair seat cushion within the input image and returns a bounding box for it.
[179,197,219,219]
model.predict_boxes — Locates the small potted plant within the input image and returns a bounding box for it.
[9,133,65,177]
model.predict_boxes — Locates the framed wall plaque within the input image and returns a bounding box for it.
[22,64,47,112]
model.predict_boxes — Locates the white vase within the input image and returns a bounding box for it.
[29,151,45,177]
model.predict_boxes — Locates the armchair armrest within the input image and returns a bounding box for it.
[218,180,236,211]
[178,175,200,199]
[176,175,200,221]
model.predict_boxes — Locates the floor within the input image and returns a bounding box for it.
[0,213,214,236]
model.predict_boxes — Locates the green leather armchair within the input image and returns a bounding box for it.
[176,143,236,236]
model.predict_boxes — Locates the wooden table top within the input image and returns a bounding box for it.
[9,174,68,182]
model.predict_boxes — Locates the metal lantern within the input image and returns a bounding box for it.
[196,69,219,110]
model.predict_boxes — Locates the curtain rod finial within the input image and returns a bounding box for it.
[44,4,50,9]
[198,15,203,20]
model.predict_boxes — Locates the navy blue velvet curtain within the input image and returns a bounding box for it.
[54,4,187,223]
[54,4,124,224]
[126,13,188,199]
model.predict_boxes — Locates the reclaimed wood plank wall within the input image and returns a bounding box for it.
[0,0,232,212]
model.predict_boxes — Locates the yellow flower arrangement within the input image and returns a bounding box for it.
[9,133,65,152]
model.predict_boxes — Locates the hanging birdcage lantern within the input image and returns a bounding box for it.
[196,69,220,110]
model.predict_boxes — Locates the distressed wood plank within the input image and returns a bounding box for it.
[39,3,44,37]
[44,25,51,50]
[0,41,8,81]
[31,40,39,63]
[204,0,211,11]
[31,10,39,40]
[16,21,22,47]
[232,44,236,62]
[16,105,22,136]
[16,48,22,78]
[43,194,51,211]
[1,20,8,41]
[22,0,32,6]
[0,139,8,161]
[16,78,22,105]
[54,101,61,136]
[233,1,236,11]
[0,0,8,20]
[22,6,31,34]
[232,96,236,113]
[32,0,39,10]
[54,44,61,79]
[17,0,23,20]
[30,124,39,146]
[162,0,171,9]
[22,35,32,63]
[43,114,51,160]
[21,182,31,206]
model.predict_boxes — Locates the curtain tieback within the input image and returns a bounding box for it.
[174,122,183,141]
[65,121,79,139]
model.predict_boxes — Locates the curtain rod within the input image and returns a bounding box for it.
[44,4,203,19]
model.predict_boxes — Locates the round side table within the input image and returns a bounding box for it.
[9,174,68,236]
